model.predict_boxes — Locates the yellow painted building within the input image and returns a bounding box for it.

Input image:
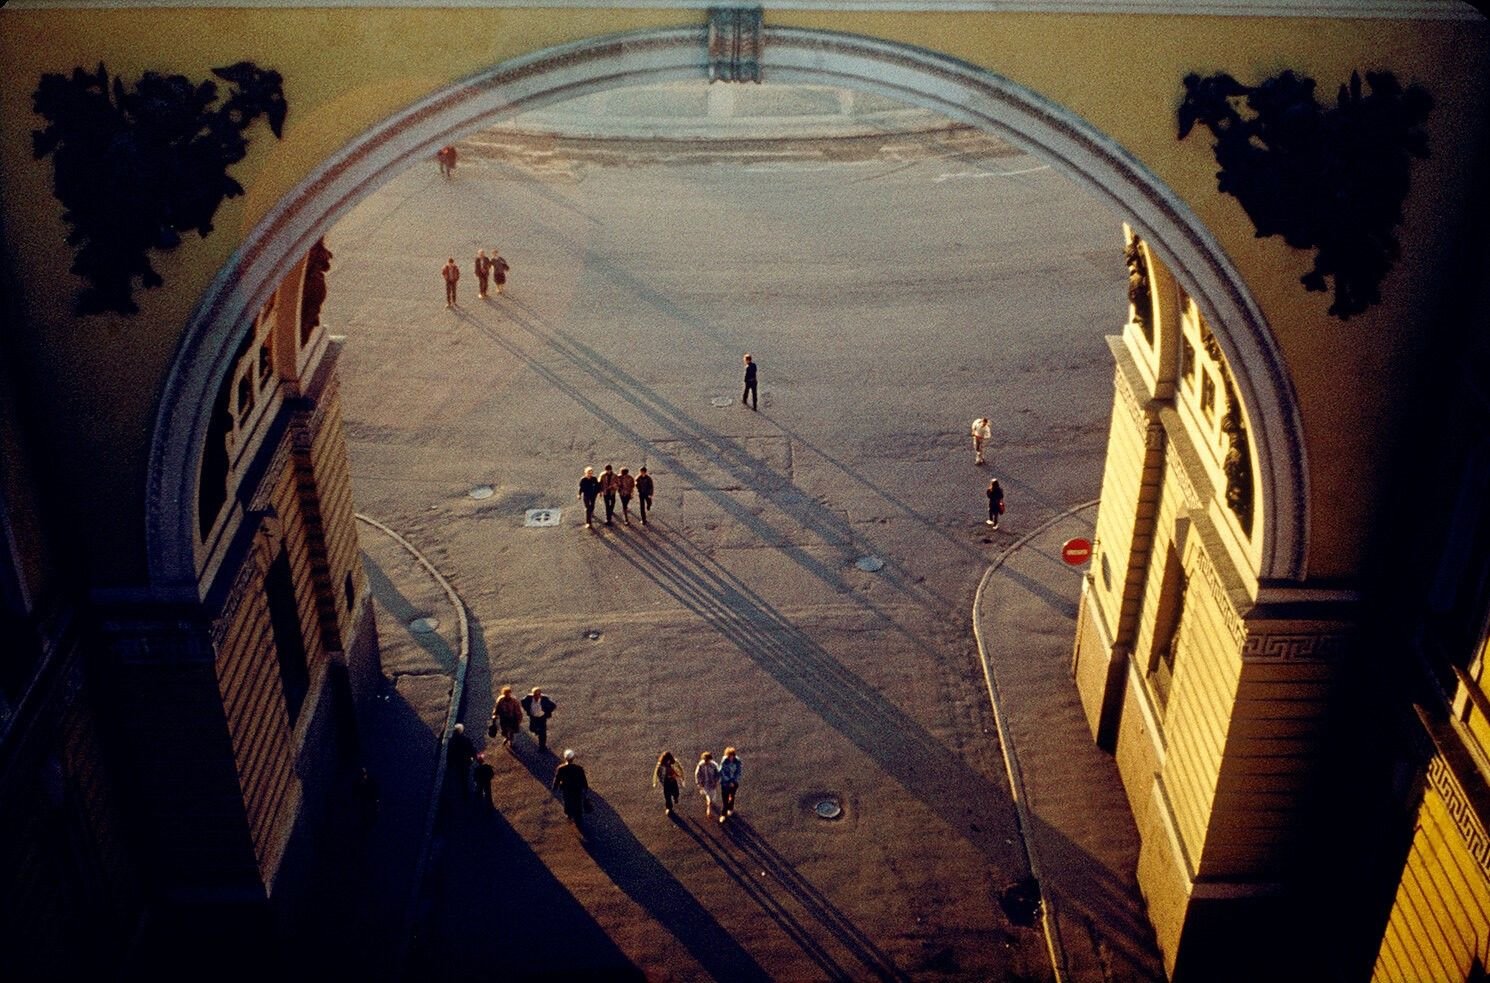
[0,1,1487,978]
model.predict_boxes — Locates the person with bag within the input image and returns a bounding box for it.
[986,477,1005,529]
[552,749,590,827]
[491,685,524,746]
[653,750,686,816]
[489,249,510,295]
[694,751,722,819]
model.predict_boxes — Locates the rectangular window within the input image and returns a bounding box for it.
[1147,545,1187,715]
[1200,371,1216,420]
[265,547,310,726]
[1180,337,1195,385]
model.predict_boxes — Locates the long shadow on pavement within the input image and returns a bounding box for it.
[1025,811,1165,981]
[407,797,644,981]
[509,745,774,983]
[597,530,1026,870]
[678,814,911,983]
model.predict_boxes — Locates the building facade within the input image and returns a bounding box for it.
[1,1,1488,979]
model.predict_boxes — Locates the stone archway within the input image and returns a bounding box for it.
[146,24,1307,589]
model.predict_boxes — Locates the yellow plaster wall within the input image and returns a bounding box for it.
[1,7,1487,585]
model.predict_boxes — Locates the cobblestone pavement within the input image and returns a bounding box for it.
[325,113,1164,982]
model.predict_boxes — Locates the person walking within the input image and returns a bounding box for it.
[718,746,742,822]
[986,477,1005,529]
[599,464,619,526]
[578,466,601,529]
[653,751,686,816]
[742,353,758,411]
[971,416,992,465]
[491,684,524,746]
[475,249,491,299]
[617,467,635,525]
[552,749,590,826]
[521,687,557,751]
[635,467,655,526]
[436,144,457,178]
[490,250,510,295]
[447,722,475,797]
[694,751,722,819]
[473,752,495,807]
[441,257,460,308]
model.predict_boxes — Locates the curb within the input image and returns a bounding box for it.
[971,499,1099,983]
[354,513,471,976]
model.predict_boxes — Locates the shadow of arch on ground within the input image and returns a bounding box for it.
[147,23,1308,592]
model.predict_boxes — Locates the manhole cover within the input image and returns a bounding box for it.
[711,396,735,407]
[814,797,843,820]
[583,629,603,641]
[468,485,494,500]
[854,555,885,572]
[409,616,439,634]
[525,508,562,527]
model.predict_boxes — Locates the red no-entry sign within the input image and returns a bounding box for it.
[1061,538,1093,566]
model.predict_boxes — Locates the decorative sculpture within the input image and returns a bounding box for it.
[32,62,287,315]
[1125,234,1154,343]
[708,7,764,84]
[1178,69,1431,320]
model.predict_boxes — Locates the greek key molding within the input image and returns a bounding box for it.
[1189,544,1247,650]
[1428,755,1490,879]
[1240,632,1349,663]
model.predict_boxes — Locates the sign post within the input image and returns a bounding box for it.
[1061,537,1093,566]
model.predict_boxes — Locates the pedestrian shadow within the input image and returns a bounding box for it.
[458,304,960,651]
[508,746,773,983]
[1023,811,1166,982]
[452,303,953,619]
[677,815,911,983]
[363,552,458,674]
[408,798,644,982]
[597,530,1026,868]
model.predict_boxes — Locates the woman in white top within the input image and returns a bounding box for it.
[694,751,722,819]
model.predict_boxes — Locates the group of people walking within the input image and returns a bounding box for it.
[440,249,510,308]
[452,685,745,831]
[578,464,655,528]
[654,748,743,823]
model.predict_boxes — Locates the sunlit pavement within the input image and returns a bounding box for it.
[326,108,1163,981]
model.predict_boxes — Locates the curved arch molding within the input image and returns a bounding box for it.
[146,25,1309,590]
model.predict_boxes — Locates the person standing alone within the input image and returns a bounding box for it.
[742,353,758,411]
[441,257,460,308]
[971,416,992,465]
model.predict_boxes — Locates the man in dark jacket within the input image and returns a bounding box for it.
[578,467,600,528]
[552,749,589,826]
[521,687,557,752]
[635,467,655,525]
